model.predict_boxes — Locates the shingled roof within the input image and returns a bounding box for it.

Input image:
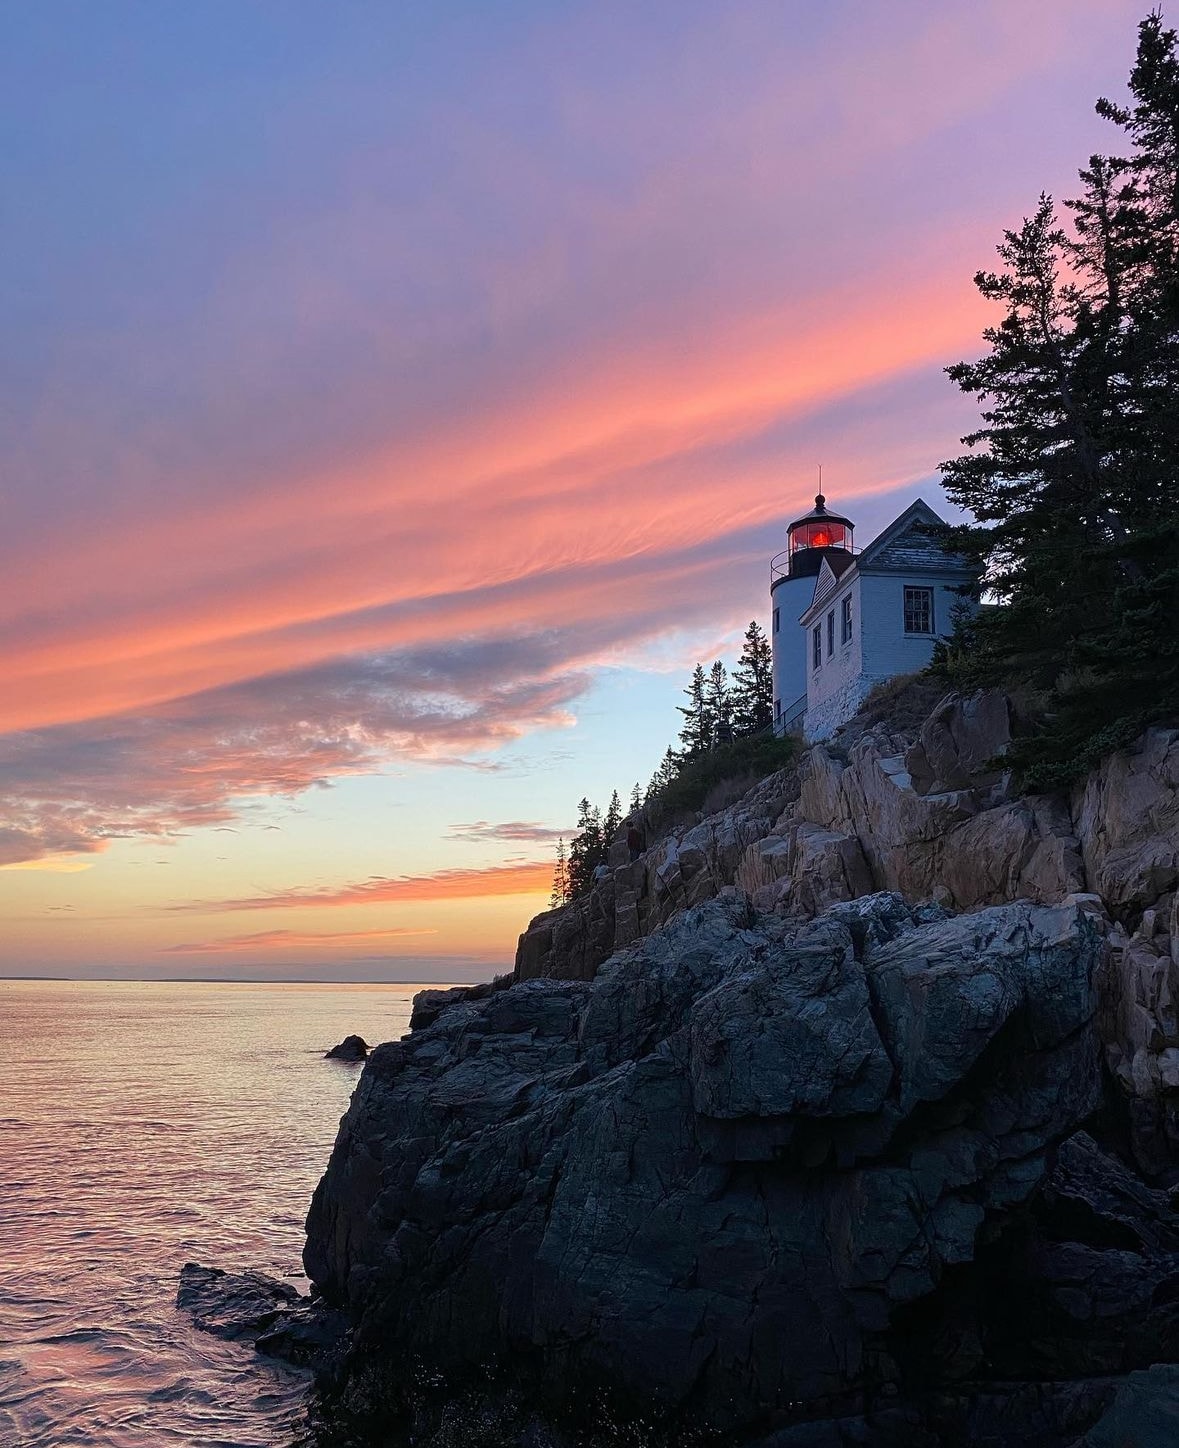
[857,498,974,575]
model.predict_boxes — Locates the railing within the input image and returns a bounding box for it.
[770,545,860,585]
[778,693,808,734]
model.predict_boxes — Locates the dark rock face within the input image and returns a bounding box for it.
[325,1034,369,1061]
[304,892,1102,1432]
[977,1130,1179,1380]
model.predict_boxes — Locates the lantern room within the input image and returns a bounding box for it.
[769,494,855,584]
[788,494,853,559]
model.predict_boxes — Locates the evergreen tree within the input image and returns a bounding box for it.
[549,837,569,909]
[566,797,605,898]
[603,789,623,843]
[629,781,643,814]
[707,660,731,743]
[677,663,714,759]
[938,12,1179,787]
[646,747,680,804]
[731,620,774,733]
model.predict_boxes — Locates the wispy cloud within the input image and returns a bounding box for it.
[164,926,438,955]
[447,820,568,845]
[180,860,554,914]
[0,647,589,864]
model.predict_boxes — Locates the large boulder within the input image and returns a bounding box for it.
[306,892,1103,1431]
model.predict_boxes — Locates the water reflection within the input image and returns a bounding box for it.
[0,979,426,1448]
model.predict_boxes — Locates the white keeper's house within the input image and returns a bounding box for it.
[769,493,979,741]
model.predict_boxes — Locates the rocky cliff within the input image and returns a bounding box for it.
[302,688,1179,1445]
[517,690,1179,1171]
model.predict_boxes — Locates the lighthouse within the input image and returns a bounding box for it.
[769,493,855,732]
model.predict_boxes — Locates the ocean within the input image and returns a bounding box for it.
[0,978,442,1448]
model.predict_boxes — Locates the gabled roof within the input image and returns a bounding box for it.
[856,497,975,575]
[803,552,855,618]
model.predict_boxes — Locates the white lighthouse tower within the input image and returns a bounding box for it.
[769,492,855,732]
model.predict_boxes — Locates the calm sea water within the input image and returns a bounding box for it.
[0,978,445,1448]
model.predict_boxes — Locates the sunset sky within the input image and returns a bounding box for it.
[0,0,1149,979]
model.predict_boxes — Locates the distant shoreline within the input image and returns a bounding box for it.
[0,974,493,986]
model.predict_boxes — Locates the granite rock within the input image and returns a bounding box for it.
[306,891,1102,1431]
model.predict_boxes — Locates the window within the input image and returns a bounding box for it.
[826,610,835,656]
[812,625,822,670]
[841,595,853,644]
[773,607,780,635]
[774,697,781,721]
[904,586,934,635]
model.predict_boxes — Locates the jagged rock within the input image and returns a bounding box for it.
[787,822,876,915]
[306,892,1103,1431]
[514,768,798,981]
[795,737,1085,913]
[410,978,505,1031]
[512,693,1177,1175]
[255,1303,350,1371]
[325,1034,369,1061]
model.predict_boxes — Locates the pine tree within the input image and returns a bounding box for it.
[566,797,605,898]
[707,660,731,744]
[629,781,643,814]
[603,789,623,844]
[677,663,714,759]
[549,837,569,909]
[646,746,680,804]
[938,12,1179,787]
[731,620,774,734]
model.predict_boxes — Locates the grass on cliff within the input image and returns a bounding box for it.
[645,731,798,826]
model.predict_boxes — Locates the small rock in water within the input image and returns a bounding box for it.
[178,1262,348,1372]
[324,1034,368,1061]
[176,1262,301,1341]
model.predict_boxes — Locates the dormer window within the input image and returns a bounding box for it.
[904,587,934,635]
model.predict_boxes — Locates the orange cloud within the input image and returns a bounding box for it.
[183,860,555,914]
